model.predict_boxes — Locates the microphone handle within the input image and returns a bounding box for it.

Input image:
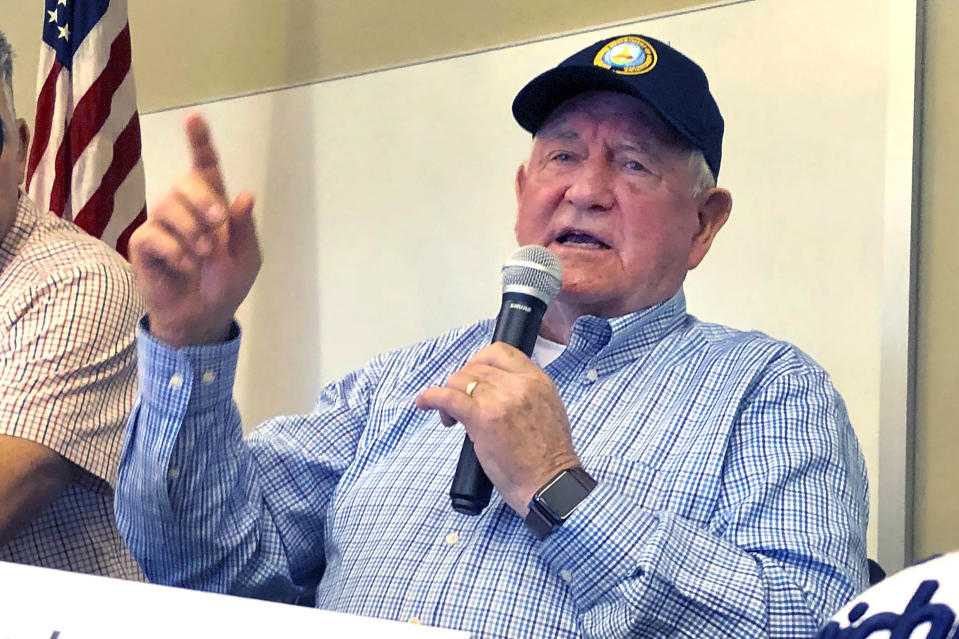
[490,291,547,357]
[450,292,547,516]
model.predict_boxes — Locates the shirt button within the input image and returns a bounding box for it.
[408,616,421,624]
[445,532,459,546]
[585,369,599,382]
[168,467,180,480]
[168,374,184,390]
[559,569,573,583]
[201,370,216,384]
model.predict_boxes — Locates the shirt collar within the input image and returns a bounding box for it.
[566,289,689,361]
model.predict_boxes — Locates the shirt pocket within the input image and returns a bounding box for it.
[583,453,720,524]
[581,454,663,512]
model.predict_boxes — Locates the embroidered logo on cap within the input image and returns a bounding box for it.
[593,36,657,75]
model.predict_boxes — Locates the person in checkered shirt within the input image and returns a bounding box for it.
[0,29,143,579]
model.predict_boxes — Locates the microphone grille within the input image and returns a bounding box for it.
[501,245,563,304]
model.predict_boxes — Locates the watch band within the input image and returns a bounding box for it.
[524,466,597,541]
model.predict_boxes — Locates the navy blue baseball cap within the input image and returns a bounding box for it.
[512,35,724,179]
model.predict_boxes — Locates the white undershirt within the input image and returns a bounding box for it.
[531,335,566,368]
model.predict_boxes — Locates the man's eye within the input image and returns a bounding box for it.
[624,160,647,172]
[549,152,575,162]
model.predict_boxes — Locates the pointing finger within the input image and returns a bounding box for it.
[184,113,227,198]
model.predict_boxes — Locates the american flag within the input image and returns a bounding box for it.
[26,0,145,258]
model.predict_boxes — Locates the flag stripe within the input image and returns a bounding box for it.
[48,120,73,217]
[64,0,126,89]
[115,206,146,259]
[25,59,62,190]
[67,25,131,153]
[73,112,141,236]
[72,70,137,205]
[100,159,144,246]
[26,70,69,217]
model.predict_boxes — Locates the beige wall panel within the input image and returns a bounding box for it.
[4,0,705,129]
[126,0,703,115]
[914,0,959,558]
[128,1,296,116]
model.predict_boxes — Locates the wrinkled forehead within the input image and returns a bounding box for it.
[535,90,690,151]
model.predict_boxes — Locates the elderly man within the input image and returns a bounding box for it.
[0,30,142,578]
[116,35,867,636]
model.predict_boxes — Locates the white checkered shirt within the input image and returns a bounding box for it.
[0,193,143,579]
[117,290,868,637]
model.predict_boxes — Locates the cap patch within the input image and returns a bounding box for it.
[593,36,657,75]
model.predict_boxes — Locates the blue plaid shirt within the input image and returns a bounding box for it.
[116,290,868,638]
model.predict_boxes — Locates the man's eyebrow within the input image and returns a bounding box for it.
[535,127,581,142]
[534,127,669,163]
[617,140,664,163]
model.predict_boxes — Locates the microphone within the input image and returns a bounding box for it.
[449,245,563,516]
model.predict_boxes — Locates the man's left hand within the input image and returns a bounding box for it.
[415,342,580,516]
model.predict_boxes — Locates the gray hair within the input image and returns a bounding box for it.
[0,29,16,134]
[687,148,716,199]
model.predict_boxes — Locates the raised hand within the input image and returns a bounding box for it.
[415,342,581,516]
[129,114,261,347]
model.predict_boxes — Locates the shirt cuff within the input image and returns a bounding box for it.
[535,483,658,610]
[136,316,241,414]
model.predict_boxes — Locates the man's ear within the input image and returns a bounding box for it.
[514,162,527,203]
[687,187,732,270]
[16,118,30,184]
[513,163,528,239]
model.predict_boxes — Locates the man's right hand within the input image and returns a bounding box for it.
[129,113,261,348]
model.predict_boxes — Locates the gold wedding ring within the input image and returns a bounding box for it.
[465,380,479,398]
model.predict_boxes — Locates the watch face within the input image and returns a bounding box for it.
[541,471,589,519]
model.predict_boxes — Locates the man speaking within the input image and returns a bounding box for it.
[116,35,868,637]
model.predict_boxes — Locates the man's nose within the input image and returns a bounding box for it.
[564,159,614,212]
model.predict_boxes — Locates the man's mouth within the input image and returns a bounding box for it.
[554,231,610,249]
